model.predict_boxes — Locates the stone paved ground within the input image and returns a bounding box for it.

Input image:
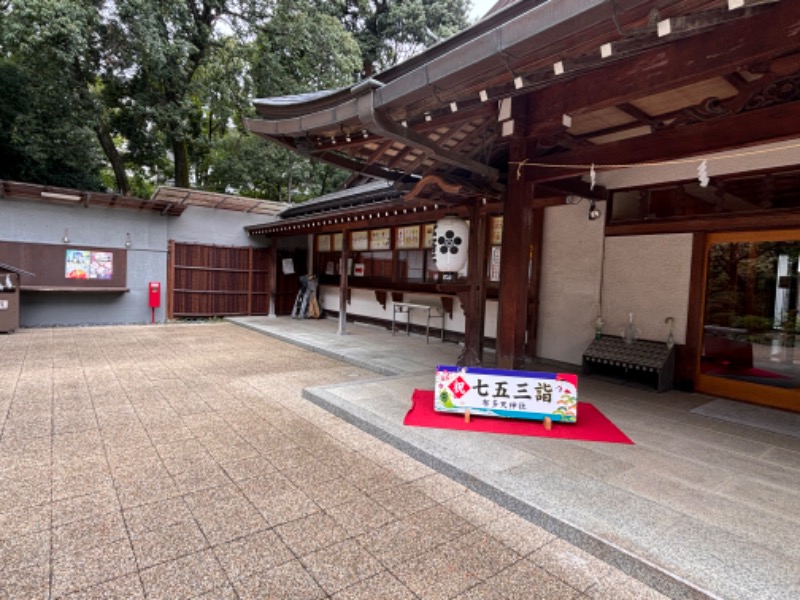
[0,323,667,599]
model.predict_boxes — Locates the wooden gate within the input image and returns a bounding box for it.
[167,241,271,318]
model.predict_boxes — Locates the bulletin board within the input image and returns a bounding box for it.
[0,241,128,290]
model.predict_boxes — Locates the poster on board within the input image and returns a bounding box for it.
[489,246,501,282]
[351,231,368,251]
[65,250,113,280]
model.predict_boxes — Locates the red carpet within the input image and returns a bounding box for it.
[404,389,633,444]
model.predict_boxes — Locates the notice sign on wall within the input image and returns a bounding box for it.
[65,249,113,280]
[435,366,578,422]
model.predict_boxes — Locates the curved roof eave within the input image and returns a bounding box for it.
[253,88,357,121]
[248,0,609,132]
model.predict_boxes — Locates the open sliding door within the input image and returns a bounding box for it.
[697,230,800,412]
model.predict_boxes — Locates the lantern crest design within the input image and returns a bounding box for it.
[432,216,469,273]
[439,229,462,255]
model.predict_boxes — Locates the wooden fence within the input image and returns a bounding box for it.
[167,241,271,318]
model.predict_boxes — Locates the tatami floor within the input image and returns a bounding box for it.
[232,315,800,600]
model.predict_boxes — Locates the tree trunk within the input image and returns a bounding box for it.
[173,138,190,188]
[95,124,130,195]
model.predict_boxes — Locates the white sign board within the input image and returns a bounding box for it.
[435,365,578,422]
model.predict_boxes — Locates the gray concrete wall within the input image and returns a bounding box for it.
[167,206,270,247]
[1,197,276,327]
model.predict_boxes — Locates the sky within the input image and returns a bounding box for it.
[469,0,498,21]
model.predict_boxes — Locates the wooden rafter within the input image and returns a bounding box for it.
[525,1,800,138]
[523,99,800,182]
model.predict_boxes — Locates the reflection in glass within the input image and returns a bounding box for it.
[702,240,800,389]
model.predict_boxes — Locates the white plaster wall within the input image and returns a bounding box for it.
[318,287,390,321]
[537,202,605,365]
[601,234,692,345]
[319,286,341,313]
[318,285,500,338]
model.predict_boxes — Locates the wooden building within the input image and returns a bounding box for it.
[245,0,800,413]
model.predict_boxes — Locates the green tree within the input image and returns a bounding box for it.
[186,37,253,188]
[208,0,360,201]
[314,0,471,75]
[0,59,29,179]
[107,0,231,188]
[251,0,363,96]
[0,0,471,199]
[204,126,348,202]
[1,0,108,190]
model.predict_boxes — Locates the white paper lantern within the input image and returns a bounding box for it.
[432,216,469,273]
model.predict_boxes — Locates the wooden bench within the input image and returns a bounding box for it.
[392,302,445,343]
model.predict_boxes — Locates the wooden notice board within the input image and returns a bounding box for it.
[0,241,128,291]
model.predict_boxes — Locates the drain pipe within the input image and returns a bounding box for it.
[354,79,500,183]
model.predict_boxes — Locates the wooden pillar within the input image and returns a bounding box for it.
[526,206,545,361]
[268,243,278,318]
[247,246,254,315]
[496,136,533,369]
[338,230,349,335]
[166,239,175,320]
[676,231,707,390]
[457,201,487,367]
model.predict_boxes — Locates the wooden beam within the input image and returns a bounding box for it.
[402,175,463,201]
[605,208,800,237]
[310,148,408,181]
[525,1,800,138]
[524,99,800,182]
[363,138,397,167]
[410,102,497,133]
[535,179,608,201]
[617,102,660,127]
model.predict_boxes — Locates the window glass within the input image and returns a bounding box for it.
[702,238,800,390]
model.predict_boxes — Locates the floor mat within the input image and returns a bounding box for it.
[404,389,633,444]
[691,398,800,439]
